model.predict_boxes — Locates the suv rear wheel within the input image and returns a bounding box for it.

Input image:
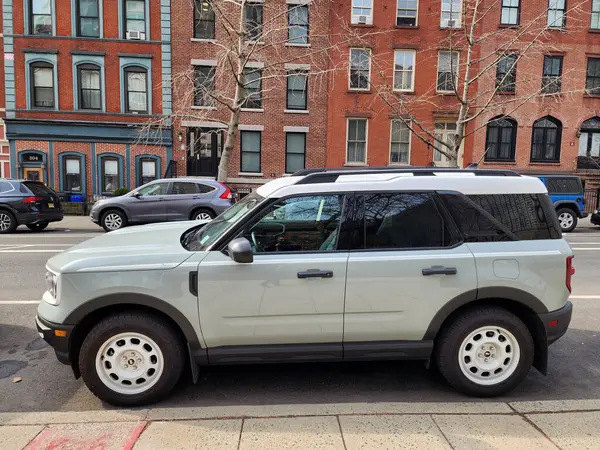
[191,208,215,221]
[556,208,577,233]
[435,306,534,397]
[79,312,185,406]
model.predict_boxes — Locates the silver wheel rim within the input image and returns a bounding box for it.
[458,326,521,386]
[558,212,574,230]
[104,213,123,230]
[0,213,11,231]
[95,332,165,395]
[195,212,212,220]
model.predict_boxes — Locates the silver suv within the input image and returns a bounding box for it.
[36,168,574,406]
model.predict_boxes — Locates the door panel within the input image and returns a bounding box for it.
[165,182,203,221]
[126,182,169,223]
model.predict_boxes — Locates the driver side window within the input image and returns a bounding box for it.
[137,182,169,196]
[242,194,345,253]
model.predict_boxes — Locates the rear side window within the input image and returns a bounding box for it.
[441,193,561,241]
[197,183,216,194]
[546,177,581,194]
[23,182,55,196]
[355,193,458,250]
[171,182,199,195]
[0,181,14,193]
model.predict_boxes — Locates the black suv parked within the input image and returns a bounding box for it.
[0,179,63,233]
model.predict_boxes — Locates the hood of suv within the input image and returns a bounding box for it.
[47,221,208,274]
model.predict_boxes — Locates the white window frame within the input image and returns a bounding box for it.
[389,120,411,165]
[346,118,368,165]
[434,121,462,167]
[393,49,416,92]
[440,0,462,28]
[351,0,373,25]
[436,51,459,93]
[348,48,371,91]
[396,0,418,26]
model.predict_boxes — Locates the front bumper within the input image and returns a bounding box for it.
[18,211,64,225]
[538,301,573,345]
[35,315,74,366]
[591,212,600,226]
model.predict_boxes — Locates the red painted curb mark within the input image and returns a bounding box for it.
[123,422,147,450]
[24,427,54,450]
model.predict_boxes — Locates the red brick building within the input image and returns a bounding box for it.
[170,0,330,191]
[0,1,9,178]
[2,0,172,198]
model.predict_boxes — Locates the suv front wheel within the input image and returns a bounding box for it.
[556,208,577,233]
[435,307,534,397]
[79,312,186,406]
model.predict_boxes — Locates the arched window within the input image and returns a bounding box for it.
[124,66,148,113]
[531,116,562,162]
[77,63,102,110]
[484,116,517,162]
[30,62,55,108]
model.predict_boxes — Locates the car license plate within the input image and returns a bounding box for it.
[48,202,54,208]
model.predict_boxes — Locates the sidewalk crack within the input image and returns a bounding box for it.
[430,415,456,450]
[236,418,245,450]
[336,415,348,450]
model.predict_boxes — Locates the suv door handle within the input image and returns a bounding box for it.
[297,270,334,279]
[422,267,457,276]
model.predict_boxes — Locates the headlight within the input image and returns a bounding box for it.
[44,271,60,305]
[595,210,598,214]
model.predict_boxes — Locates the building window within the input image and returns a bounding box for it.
[351,0,373,24]
[288,4,309,44]
[547,0,566,28]
[434,122,457,166]
[586,58,600,94]
[541,55,563,94]
[30,0,53,35]
[347,118,367,164]
[531,116,562,162]
[124,0,146,37]
[484,116,517,162]
[393,50,415,92]
[349,48,371,90]
[101,157,120,193]
[64,157,82,192]
[140,158,157,185]
[441,0,461,28]
[390,120,410,164]
[500,0,519,25]
[194,0,215,39]
[244,3,263,41]
[286,71,308,110]
[593,0,600,29]
[124,66,148,113]
[30,62,55,108]
[396,0,418,26]
[194,66,215,107]
[437,51,459,93]
[496,54,517,93]
[240,131,261,173]
[77,0,100,37]
[286,132,306,173]
[241,68,262,109]
[78,64,102,110]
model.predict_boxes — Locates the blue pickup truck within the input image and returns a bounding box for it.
[536,175,588,232]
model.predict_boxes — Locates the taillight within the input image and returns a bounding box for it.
[23,196,43,204]
[219,183,232,200]
[566,256,575,293]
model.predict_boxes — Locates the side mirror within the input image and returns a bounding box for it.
[133,192,142,198]
[227,237,254,264]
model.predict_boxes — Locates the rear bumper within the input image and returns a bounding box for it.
[17,211,64,225]
[538,301,573,345]
[578,211,589,219]
[35,315,74,366]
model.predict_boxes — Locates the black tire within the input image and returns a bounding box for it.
[435,306,534,397]
[190,208,215,221]
[79,312,186,407]
[0,210,17,234]
[556,208,577,233]
[26,221,49,232]
[101,209,128,232]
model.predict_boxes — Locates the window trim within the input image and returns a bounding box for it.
[59,152,86,194]
[547,0,566,28]
[288,4,309,44]
[136,154,161,187]
[124,65,149,114]
[484,116,518,162]
[500,0,520,25]
[240,130,262,173]
[77,63,102,111]
[592,0,600,29]
[243,2,263,42]
[75,0,101,37]
[194,0,216,40]
[241,68,263,109]
[541,55,563,94]
[436,50,459,94]
[349,47,372,91]
[495,53,518,94]
[389,120,411,165]
[530,116,562,163]
[286,70,308,110]
[440,0,462,28]
[99,154,122,194]
[396,0,418,26]
[28,0,55,35]
[346,117,368,165]
[122,0,147,38]
[586,57,600,95]
[193,65,216,107]
[30,61,56,109]
[285,131,307,174]
[351,0,373,25]
[392,49,416,92]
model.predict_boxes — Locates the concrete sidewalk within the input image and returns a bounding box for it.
[2,400,599,449]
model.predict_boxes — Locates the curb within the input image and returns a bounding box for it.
[2,400,600,426]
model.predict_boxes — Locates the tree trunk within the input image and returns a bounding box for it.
[217,107,241,182]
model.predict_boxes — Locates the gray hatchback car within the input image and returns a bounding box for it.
[90,178,233,232]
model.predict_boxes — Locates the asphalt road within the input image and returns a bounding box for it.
[1,226,600,413]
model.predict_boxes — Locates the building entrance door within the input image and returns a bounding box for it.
[187,128,223,177]
[24,168,43,182]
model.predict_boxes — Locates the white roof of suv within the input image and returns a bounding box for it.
[257,169,547,198]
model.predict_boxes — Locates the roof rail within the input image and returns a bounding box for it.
[292,167,521,185]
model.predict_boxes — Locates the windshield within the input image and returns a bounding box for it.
[182,192,264,251]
